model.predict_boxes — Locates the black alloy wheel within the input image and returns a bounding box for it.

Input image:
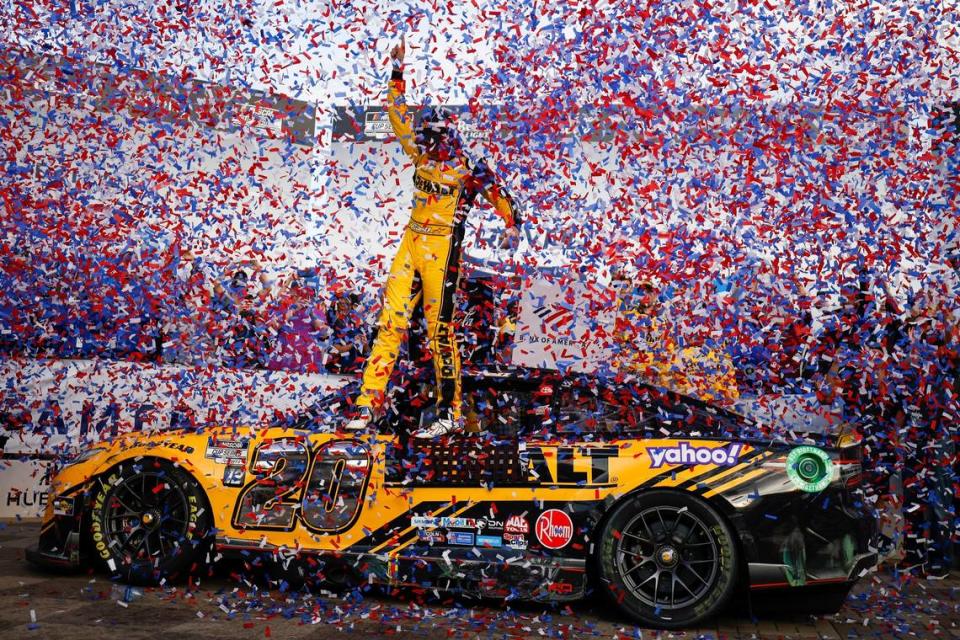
[90,460,211,585]
[598,490,739,629]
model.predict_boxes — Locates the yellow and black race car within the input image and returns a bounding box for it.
[28,367,877,629]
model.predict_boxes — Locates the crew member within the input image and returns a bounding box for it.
[613,274,738,403]
[345,37,521,438]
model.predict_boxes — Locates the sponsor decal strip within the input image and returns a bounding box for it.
[633,448,758,492]
[679,450,776,489]
[650,447,758,490]
[535,509,574,550]
[476,534,502,548]
[447,531,475,546]
[387,503,477,559]
[682,451,778,495]
[367,503,455,554]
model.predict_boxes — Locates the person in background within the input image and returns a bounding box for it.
[214,265,273,369]
[459,277,497,366]
[612,272,738,403]
[266,273,329,373]
[325,291,369,374]
[493,298,520,365]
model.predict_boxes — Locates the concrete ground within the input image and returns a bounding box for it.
[0,520,957,640]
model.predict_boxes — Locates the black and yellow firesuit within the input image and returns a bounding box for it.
[355,67,520,421]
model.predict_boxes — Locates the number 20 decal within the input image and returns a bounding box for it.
[232,439,371,534]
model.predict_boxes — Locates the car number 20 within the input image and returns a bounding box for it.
[232,439,372,534]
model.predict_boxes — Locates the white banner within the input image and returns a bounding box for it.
[0,358,351,456]
[0,458,51,519]
[511,278,615,373]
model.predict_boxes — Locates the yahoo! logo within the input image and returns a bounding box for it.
[647,442,744,469]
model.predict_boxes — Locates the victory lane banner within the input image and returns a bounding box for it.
[331,104,486,143]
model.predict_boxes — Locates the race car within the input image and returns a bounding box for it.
[28,367,877,629]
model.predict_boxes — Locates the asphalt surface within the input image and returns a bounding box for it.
[1,520,958,639]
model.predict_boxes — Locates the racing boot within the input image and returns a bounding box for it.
[343,406,375,432]
[412,409,461,439]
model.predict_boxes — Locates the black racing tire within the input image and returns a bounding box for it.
[88,458,212,586]
[597,490,739,629]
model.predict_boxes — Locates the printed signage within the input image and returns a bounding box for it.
[332,105,487,143]
[512,278,615,373]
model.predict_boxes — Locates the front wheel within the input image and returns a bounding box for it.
[597,490,739,629]
[89,459,212,585]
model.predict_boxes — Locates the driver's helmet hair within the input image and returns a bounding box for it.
[415,105,461,154]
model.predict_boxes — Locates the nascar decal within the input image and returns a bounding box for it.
[535,509,574,550]
[475,516,503,531]
[411,515,502,533]
[786,446,833,493]
[222,465,246,487]
[411,516,442,528]
[417,530,445,544]
[504,534,528,550]
[646,442,744,469]
[505,514,529,534]
[206,437,248,464]
[504,514,530,549]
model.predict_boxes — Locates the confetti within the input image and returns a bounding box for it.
[1,1,957,635]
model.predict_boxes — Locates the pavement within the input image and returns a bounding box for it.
[0,520,958,639]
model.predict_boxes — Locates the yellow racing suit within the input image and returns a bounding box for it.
[356,67,520,420]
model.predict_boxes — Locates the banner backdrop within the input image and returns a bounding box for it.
[0,358,351,456]
[0,459,51,519]
[512,278,616,374]
[331,105,487,143]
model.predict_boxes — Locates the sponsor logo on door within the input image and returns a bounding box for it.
[505,514,529,534]
[535,509,574,549]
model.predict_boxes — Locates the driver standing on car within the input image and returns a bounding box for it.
[344,36,522,438]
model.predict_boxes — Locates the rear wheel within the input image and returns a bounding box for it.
[597,490,739,629]
[89,459,211,585]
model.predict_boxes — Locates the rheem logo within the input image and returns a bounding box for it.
[535,509,574,549]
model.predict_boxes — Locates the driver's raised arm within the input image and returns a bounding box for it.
[386,37,420,161]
